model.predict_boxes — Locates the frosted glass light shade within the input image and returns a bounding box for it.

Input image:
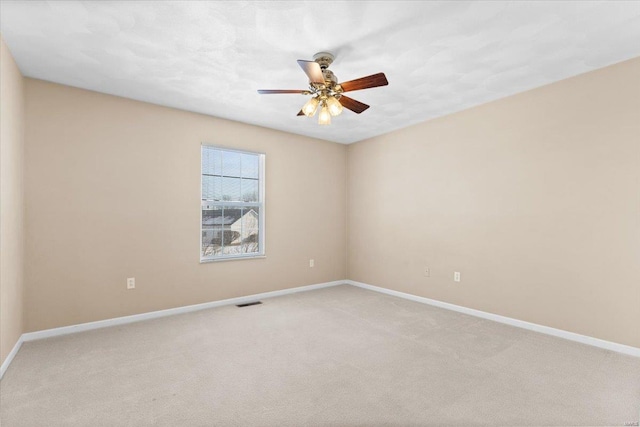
[302,97,320,117]
[318,105,331,125]
[326,96,343,116]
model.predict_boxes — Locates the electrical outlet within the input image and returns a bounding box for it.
[424,267,430,277]
[454,272,461,282]
[127,277,135,290]
[309,259,315,268]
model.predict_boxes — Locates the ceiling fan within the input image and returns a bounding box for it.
[257,52,388,125]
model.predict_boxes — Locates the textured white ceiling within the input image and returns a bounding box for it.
[2,1,640,144]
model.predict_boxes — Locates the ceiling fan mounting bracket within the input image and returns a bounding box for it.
[313,52,335,69]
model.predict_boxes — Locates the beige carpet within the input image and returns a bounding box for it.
[1,285,639,426]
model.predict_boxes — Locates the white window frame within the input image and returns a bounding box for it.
[200,144,265,262]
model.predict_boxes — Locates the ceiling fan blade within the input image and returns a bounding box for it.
[339,95,370,114]
[297,60,325,84]
[297,110,305,116]
[257,89,309,94]
[339,73,388,92]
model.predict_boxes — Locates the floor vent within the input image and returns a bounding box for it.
[236,301,262,308]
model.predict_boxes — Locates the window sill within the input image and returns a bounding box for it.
[200,255,266,264]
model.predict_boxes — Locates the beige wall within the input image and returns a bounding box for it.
[24,79,346,332]
[12,53,640,351]
[348,58,640,348]
[0,37,25,364]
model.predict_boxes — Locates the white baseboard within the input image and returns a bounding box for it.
[346,280,640,358]
[0,335,24,380]
[21,280,345,343]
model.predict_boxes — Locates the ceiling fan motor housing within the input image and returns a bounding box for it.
[322,69,338,85]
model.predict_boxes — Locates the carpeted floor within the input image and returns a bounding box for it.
[1,284,639,426]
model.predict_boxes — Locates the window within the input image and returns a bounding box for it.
[201,145,265,262]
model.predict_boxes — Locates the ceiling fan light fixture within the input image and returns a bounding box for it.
[302,97,320,117]
[326,96,343,116]
[318,104,331,125]
[257,52,388,125]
